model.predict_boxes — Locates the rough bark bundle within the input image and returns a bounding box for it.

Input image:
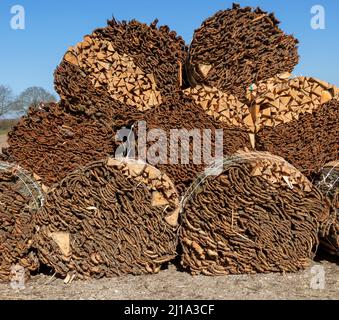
[0,162,44,281]
[4,102,119,187]
[315,161,339,256]
[33,158,180,280]
[257,98,339,177]
[55,18,187,114]
[187,3,299,98]
[246,74,339,132]
[54,62,125,119]
[180,152,334,275]
[0,153,10,162]
[120,95,252,194]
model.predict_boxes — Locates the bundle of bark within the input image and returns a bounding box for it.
[186,3,299,98]
[0,162,44,281]
[314,161,339,256]
[3,102,120,187]
[33,158,180,280]
[117,94,252,195]
[180,151,334,275]
[257,97,339,177]
[55,18,187,115]
[55,61,133,121]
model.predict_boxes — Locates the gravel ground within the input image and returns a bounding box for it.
[0,259,338,300]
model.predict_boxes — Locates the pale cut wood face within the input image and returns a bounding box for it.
[64,36,162,112]
[184,74,339,149]
[246,74,339,132]
[184,75,339,151]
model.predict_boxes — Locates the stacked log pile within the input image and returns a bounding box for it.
[119,94,252,195]
[33,158,180,280]
[55,18,187,115]
[1,4,338,282]
[187,3,299,98]
[4,102,119,187]
[315,162,339,256]
[180,152,335,275]
[0,162,44,281]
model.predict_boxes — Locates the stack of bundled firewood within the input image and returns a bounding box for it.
[3,102,118,187]
[180,152,335,275]
[0,162,44,281]
[0,18,189,281]
[2,18,188,189]
[0,3,338,282]
[185,3,338,183]
[186,3,299,98]
[33,158,180,280]
[55,18,187,116]
[314,162,339,256]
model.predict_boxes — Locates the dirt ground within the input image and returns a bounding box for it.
[0,133,338,300]
[0,259,338,300]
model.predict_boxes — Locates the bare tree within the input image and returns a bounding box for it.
[15,86,57,112]
[0,85,14,117]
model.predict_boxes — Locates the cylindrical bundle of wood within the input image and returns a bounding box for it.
[3,102,120,187]
[33,158,180,280]
[117,94,252,195]
[314,161,339,256]
[55,18,187,115]
[180,152,335,275]
[257,98,339,178]
[0,162,44,281]
[187,3,299,98]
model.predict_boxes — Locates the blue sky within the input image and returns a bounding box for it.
[0,0,338,96]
